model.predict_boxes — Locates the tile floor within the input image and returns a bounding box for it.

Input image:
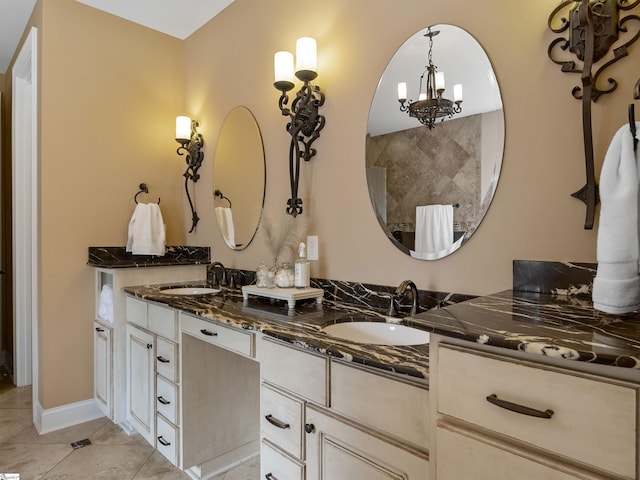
[0,368,259,480]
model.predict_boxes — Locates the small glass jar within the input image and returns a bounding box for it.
[275,262,294,288]
[256,261,270,288]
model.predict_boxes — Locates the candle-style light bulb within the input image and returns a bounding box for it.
[397,82,407,101]
[176,116,192,141]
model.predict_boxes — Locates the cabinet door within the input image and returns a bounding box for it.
[94,322,112,418]
[127,324,155,446]
[305,405,429,480]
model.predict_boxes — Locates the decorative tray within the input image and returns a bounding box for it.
[241,285,324,310]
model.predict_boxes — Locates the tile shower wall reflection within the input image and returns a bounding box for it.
[367,113,481,236]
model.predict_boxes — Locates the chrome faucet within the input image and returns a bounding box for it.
[208,262,227,288]
[395,280,419,316]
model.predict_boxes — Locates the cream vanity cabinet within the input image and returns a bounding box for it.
[92,265,205,426]
[430,336,639,480]
[126,297,181,464]
[259,337,430,480]
[93,321,112,418]
[125,294,260,477]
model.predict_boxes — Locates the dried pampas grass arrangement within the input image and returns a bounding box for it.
[260,214,307,264]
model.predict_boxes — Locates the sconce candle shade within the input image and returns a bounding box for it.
[274,51,295,91]
[296,37,317,75]
[398,82,408,101]
[454,84,463,102]
[176,116,192,141]
[435,71,445,92]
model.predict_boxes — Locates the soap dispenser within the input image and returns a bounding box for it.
[295,242,310,289]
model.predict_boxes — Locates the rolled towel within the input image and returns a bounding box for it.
[592,122,640,314]
[98,284,113,324]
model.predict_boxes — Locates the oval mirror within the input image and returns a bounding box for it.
[366,24,504,260]
[213,106,265,250]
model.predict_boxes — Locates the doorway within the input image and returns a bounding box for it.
[11,27,38,407]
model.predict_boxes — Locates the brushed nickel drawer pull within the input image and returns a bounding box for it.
[486,394,554,419]
[157,396,170,405]
[200,329,218,337]
[265,414,290,429]
[156,356,170,363]
[157,435,171,446]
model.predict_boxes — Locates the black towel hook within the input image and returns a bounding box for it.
[629,104,638,153]
[134,183,160,204]
[213,189,232,208]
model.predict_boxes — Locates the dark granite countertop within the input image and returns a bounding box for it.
[123,281,640,382]
[409,290,640,369]
[123,281,431,380]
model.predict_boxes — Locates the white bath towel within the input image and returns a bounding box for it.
[98,284,114,324]
[126,203,166,256]
[215,206,236,249]
[592,122,640,314]
[415,204,453,254]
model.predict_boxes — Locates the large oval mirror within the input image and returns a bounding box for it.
[213,106,265,250]
[366,24,504,260]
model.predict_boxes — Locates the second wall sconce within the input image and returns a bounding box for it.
[548,0,640,229]
[274,37,325,217]
[175,115,204,233]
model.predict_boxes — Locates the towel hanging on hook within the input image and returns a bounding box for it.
[134,183,160,204]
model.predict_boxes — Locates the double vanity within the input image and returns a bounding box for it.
[90,251,640,480]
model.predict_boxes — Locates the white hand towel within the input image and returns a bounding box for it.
[98,284,114,324]
[415,204,453,254]
[592,122,640,314]
[126,203,166,256]
[215,207,236,249]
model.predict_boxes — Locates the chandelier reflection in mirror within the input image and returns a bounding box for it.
[175,116,204,233]
[273,37,325,217]
[397,28,463,129]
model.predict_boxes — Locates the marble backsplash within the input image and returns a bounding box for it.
[88,246,210,268]
[513,260,596,296]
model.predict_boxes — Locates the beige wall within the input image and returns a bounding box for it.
[14,0,184,409]
[184,0,632,294]
[5,0,639,410]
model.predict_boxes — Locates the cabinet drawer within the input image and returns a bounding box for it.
[181,313,254,358]
[156,376,178,425]
[126,297,147,329]
[148,304,178,341]
[261,439,304,480]
[437,345,637,478]
[156,337,178,383]
[156,415,179,467]
[331,361,429,449]
[261,382,304,460]
[261,339,327,405]
[437,422,588,480]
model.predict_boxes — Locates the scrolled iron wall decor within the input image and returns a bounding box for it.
[548,0,640,229]
[274,38,325,217]
[175,116,204,233]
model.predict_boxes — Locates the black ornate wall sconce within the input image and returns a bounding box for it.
[175,116,204,233]
[548,0,640,229]
[273,37,325,217]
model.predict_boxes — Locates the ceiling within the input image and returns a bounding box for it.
[0,0,235,74]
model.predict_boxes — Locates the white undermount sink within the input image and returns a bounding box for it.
[160,287,221,296]
[322,321,430,346]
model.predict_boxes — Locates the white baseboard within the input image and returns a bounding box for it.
[34,398,104,435]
